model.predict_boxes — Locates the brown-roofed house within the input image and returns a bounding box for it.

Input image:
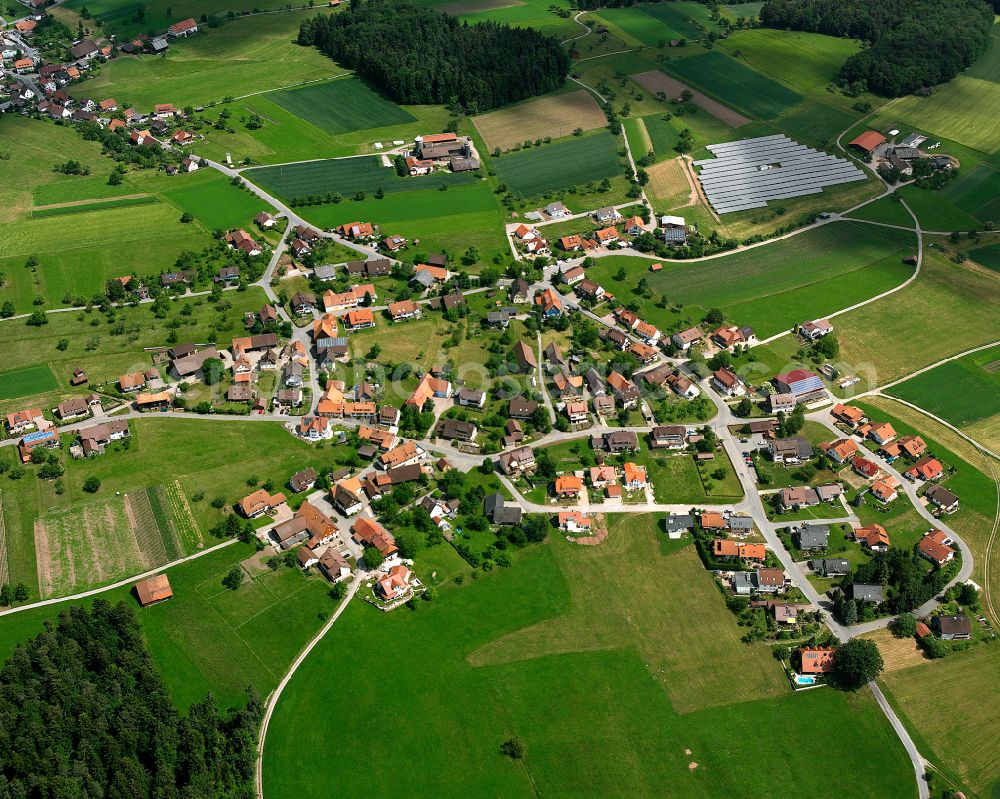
[135,574,172,606]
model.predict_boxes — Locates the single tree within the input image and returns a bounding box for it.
[222,565,244,591]
[835,639,883,690]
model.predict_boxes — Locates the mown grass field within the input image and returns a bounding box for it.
[62,0,299,36]
[161,170,270,231]
[887,344,1000,426]
[875,33,1000,154]
[262,515,914,798]
[300,181,507,262]
[663,51,803,120]
[882,645,1000,797]
[491,130,623,196]
[472,90,606,152]
[0,541,333,712]
[846,196,915,227]
[597,1,718,46]
[269,78,416,134]
[76,9,344,109]
[836,251,1000,385]
[972,241,1000,271]
[588,221,915,337]
[246,155,476,202]
[448,0,576,36]
[0,364,58,400]
[897,184,983,231]
[941,163,1000,225]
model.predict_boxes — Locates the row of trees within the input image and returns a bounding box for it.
[297,0,569,112]
[760,0,995,96]
[0,601,261,798]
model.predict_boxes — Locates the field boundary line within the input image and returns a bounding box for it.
[229,72,353,103]
[0,537,239,617]
[0,492,8,586]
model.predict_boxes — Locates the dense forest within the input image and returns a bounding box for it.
[760,0,995,96]
[0,601,261,799]
[297,0,570,112]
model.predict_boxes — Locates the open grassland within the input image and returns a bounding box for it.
[722,1,762,19]
[472,90,606,152]
[663,51,803,120]
[589,221,914,337]
[836,251,1000,385]
[854,397,999,608]
[160,170,270,231]
[887,344,1000,430]
[491,130,623,196]
[897,185,983,231]
[882,646,1000,797]
[269,78,415,134]
[972,241,1000,271]
[941,163,1000,225]
[246,155,476,202]
[0,117,115,224]
[300,182,507,262]
[78,9,344,110]
[450,0,576,36]
[772,99,860,148]
[0,365,58,401]
[0,541,332,712]
[876,34,1000,154]
[846,197,915,227]
[262,516,913,798]
[719,29,861,100]
[195,95,451,164]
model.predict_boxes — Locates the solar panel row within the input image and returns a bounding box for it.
[695,135,865,214]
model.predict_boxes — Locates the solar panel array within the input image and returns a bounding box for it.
[694,135,865,214]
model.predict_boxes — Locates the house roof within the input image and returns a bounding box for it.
[555,475,583,493]
[799,646,835,674]
[848,130,886,152]
[135,574,172,605]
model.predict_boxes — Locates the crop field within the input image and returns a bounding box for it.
[882,646,1000,796]
[589,221,915,337]
[246,155,476,202]
[263,516,913,798]
[472,90,607,151]
[62,0,298,36]
[449,0,576,36]
[631,71,750,127]
[663,51,803,120]
[31,196,160,218]
[161,172,270,231]
[897,185,983,231]
[490,130,623,196]
[773,100,860,148]
[76,9,344,110]
[887,345,1000,426]
[836,251,1000,386]
[268,78,415,135]
[0,364,58,401]
[32,486,197,598]
[877,34,1000,154]
[644,156,691,208]
[598,2,718,45]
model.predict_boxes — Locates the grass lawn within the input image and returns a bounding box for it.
[75,9,344,109]
[160,170,271,231]
[634,448,744,503]
[490,130,625,197]
[268,77,416,134]
[0,541,333,713]
[472,90,606,152]
[881,645,1000,797]
[298,181,508,263]
[0,364,58,400]
[835,250,1000,386]
[897,185,983,232]
[245,155,476,203]
[262,514,914,798]
[663,50,803,121]
[886,344,1000,430]
[846,196,915,227]
[588,221,914,338]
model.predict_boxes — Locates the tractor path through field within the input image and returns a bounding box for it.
[255,570,364,799]
[0,537,239,618]
[561,9,593,45]
[229,72,352,103]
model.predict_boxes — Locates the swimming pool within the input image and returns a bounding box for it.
[794,674,817,686]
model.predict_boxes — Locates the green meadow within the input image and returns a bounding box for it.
[491,130,624,196]
[588,221,915,337]
[246,155,477,202]
[0,364,59,401]
[262,517,914,798]
[268,77,416,134]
